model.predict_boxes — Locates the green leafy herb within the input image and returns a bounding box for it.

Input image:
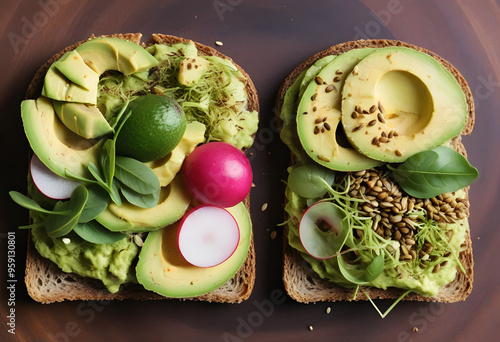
[338,254,384,285]
[109,179,122,206]
[44,185,88,238]
[78,184,111,223]
[287,164,336,199]
[9,191,69,215]
[119,183,160,209]
[100,139,116,188]
[64,168,97,184]
[73,220,127,244]
[388,146,478,198]
[110,99,131,130]
[113,104,132,140]
[87,162,107,185]
[114,156,161,195]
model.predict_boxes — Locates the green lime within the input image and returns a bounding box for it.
[116,95,187,162]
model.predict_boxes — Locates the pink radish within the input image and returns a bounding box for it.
[177,205,240,268]
[299,201,348,259]
[182,142,252,208]
[30,154,81,200]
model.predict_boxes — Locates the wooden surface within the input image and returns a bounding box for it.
[0,0,497,341]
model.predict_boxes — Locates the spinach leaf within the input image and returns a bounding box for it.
[9,191,69,215]
[100,139,116,188]
[78,184,111,223]
[387,146,478,198]
[287,164,336,199]
[338,253,384,285]
[115,156,160,195]
[73,220,127,244]
[120,183,160,209]
[111,100,131,131]
[109,179,122,206]
[64,168,97,184]
[87,162,107,185]
[44,185,88,238]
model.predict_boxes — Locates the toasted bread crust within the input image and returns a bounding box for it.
[25,197,255,304]
[277,39,474,303]
[23,33,257,304]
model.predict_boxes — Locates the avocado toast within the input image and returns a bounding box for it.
[14,33,258,303]
[276,39,476,307]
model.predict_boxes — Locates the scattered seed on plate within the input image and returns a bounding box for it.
[215,41,223,46]
[308,325,314,331]
[326,307,331,314]
[270,231,277,240]
[261,203,268,211]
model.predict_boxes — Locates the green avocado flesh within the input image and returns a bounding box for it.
[281,45,470,297]
[279,56,336,164]
[75,37,159,76]
[297,48,382,171]
[96,175,193,233]
[136,202,251,298]
[53,101,113,139]
[53,50,100,90]
[341,47,468,162]
[22,37,257,294]
[21,97,103,179]
[31,223,138,293]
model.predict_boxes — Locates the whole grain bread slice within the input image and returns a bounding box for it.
[23,33,257,304]
[276,39,474,303]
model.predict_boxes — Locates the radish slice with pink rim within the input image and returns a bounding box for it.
[299,201,349,259]
[177,205,240,268]
[30,154,82,200]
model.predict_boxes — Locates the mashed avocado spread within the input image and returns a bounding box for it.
[284,186,468,296]
[31,222,138,293]
[29,40,258,292]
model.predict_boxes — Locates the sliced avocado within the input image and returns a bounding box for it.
[21,97,103,179]
[43,37,158,105]
[42,63,98,104]
[178,56,211,86]
[135,201,252,298]
[296,48,382,171]
[53,50,100,90]
[146,121,206,186]
[53,101,113,139]
[341,47,468,162]
[75,37,158,75]
[299,55,336,99]
[279,56,337,165]
[147,41,199,60]
[95,175,192,233]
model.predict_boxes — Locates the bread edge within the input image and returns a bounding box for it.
[276,39,475,304]
[23,33,258,304]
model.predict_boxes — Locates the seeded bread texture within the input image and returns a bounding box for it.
[276,39,474,304]
[23,33,257,304]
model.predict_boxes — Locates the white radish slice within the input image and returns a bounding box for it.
[299,201,348,259]
[30,154,82,200]
[177,205,240,268]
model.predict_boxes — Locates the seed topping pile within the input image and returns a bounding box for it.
[344,169,469,264]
